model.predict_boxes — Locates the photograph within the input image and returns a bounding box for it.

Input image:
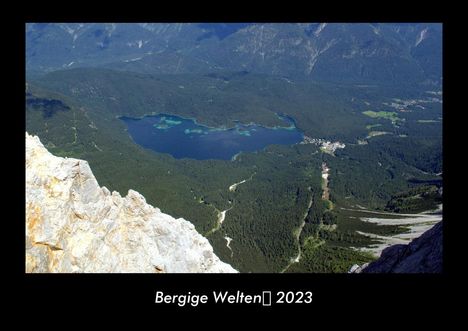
[25,23,443,276]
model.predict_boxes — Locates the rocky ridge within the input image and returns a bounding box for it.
[350,221,443,273]
[26,132,237,273]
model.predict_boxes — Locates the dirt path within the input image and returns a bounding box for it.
[206,205,233,236]
[321,163,330,200]
[224,236,234,257]
[229,172,256,192]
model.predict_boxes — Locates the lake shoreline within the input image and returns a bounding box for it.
[119,111,303,132]
[120,113,304,160]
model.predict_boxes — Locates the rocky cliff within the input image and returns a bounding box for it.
[360,221,443,273]
[25,132,237,273]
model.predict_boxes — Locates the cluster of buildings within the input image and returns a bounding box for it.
[300,136,346,153]
[383,94,442,113]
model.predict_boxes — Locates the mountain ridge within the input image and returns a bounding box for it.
[26,23,442,86]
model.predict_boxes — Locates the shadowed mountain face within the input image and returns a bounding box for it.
[26,23,442,86]
[362,221,442,273]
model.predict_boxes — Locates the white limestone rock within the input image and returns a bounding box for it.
[25,132,237,273]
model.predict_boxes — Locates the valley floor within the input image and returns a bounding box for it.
[281,188,313,273]
[348,204,442,257]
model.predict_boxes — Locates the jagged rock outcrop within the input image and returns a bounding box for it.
[26,132,237,273]
[360,221,443,273]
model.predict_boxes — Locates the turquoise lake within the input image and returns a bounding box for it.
[121,114,303,160]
